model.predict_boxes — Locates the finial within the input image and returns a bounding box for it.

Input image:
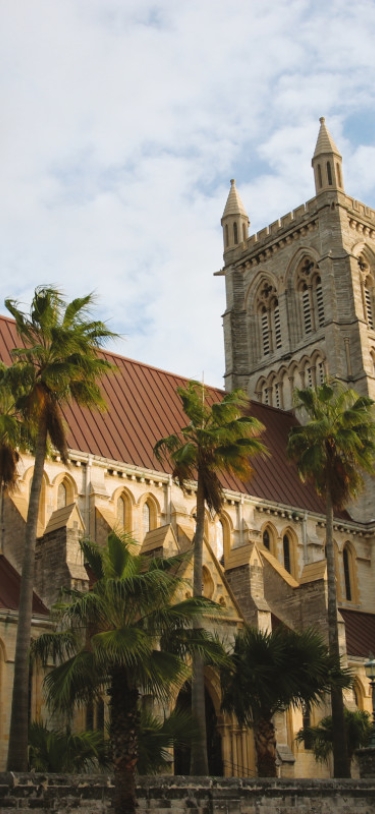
[230,179,235,186]
[319,116,325,124]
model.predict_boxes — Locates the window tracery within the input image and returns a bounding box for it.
[256,282,282,356]
[297,258,324,336]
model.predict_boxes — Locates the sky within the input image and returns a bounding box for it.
[1,0,375,388]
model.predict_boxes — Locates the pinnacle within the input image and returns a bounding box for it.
[313,117,341,158]
[222,179,248,219]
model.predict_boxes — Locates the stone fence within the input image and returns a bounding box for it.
[1,773,375,813]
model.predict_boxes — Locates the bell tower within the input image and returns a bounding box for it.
[219,118,375,409]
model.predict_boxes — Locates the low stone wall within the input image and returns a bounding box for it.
[1,773,375,813]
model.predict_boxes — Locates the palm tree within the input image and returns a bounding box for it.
[287,380,375,777]
[28,721,109,773]
[6,286,116,772]
[221,625,350,777]
[154,381,267,774]
[296,708,372,770]
[32,532,227,814]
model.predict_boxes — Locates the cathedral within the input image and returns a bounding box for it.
[0,118,374,777]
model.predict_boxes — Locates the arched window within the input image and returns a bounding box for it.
[301,284,312,334]
[263,529,270,550]
[343,546,352,601]
[304,364,313,388]
[316,359,325,385]
[225,224,229,248]
[317,164,323,189]
[117,495,126,529]
[297,259,324,336]
[261,307,270,355]
[257,282,281,357]
[274,382,281,408]
[283,534,291,573]
[336,163,342,188]
[57,481,67,509]
[142,502,151,537]
[274,301,282,349]
[327,161,333,186]
[233,222,238,245]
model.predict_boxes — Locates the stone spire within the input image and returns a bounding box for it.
[221,179,250,254]
[312,117,344,194]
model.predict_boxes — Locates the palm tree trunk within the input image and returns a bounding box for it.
[254,717,277,777]
[109,668,139,814]
[7,417,48,771]
[190,475,209,776]
[325,490,350,778]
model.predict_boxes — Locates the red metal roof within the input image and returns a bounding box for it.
[0,314,346,516]
[0,555,48,614]
[340,609,375,658]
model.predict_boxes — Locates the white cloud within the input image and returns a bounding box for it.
[1,0,375,387]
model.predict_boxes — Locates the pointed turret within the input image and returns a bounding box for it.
[221,179,250,254]
[312,117,344,194]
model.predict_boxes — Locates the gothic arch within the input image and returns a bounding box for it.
[112,486,135,533]
[352,676,366,710]
[285,250,324,340]
[310,348,327,386]
[261,522,277,557]
[53,472,77,509]
[138,493,160,538]
[213,511,232,564]
[284,246,322,288]
[280,526,298,577]
[245,274,282,362]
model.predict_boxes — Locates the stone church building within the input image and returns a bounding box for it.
[0,119,375,777]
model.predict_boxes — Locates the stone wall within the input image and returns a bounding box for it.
[1,773,375,813]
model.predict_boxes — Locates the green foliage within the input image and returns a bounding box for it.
[28,721,109,773]
[221,625,350,727]
[287,381,375,509]
[296,708,372,763]
[31,532,226,810]
[5,287,117,462]
[221,625,351,777]
[154,381,267,515]
[0,364,24,491]
[154,381,267,775]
